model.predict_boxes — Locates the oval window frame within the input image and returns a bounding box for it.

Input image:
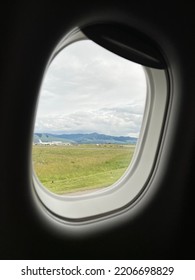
[32,27,169,225]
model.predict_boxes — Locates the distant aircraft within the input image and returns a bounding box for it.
[38,139,64,145]
[38,139,52,145]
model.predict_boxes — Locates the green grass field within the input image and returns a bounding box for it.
[32,144,135,195]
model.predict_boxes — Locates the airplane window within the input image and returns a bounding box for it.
[32,29,168,223]
[32,40,147,196]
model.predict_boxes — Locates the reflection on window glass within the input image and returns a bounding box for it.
[32,40,146,195]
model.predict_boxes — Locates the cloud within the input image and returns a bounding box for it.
[35,40,146,137]
[35,103,145,137]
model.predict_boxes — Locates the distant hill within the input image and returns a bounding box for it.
[33,132,137,144]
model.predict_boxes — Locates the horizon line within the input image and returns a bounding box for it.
[34,131,138,138]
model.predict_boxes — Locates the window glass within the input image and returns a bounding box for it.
[32,40,146,195]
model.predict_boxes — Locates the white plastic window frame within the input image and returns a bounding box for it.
[32,28,168,225]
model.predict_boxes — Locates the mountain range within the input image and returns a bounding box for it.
[33,132,137,144]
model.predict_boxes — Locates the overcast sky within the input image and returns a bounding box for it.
[35,40,146,137]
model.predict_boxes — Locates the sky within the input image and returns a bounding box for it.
[35,40,147,137]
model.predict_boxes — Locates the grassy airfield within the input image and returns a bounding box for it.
[32,144,135,195]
